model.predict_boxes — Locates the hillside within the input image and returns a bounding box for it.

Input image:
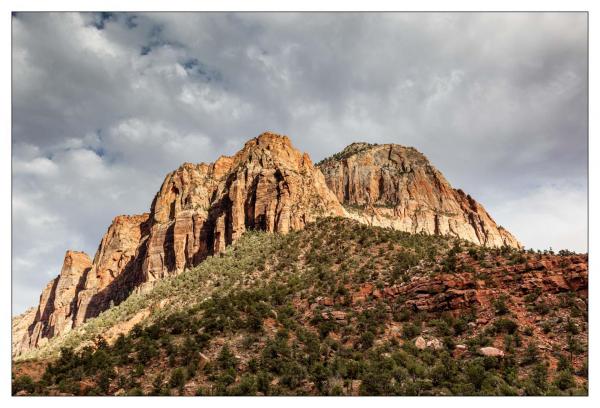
[13,218,588,396]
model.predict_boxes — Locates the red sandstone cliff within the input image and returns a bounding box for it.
[317,143,520,248]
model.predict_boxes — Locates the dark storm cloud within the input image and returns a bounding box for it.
[12,12,587,313]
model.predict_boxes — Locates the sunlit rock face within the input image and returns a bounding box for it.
[141,132,345,281]
[317,142,520,248]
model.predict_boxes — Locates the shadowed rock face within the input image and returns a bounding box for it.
[73,213,151,326]
[14,133,522,356]
[317,143,520,248]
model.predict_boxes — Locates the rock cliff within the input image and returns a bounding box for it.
[317,143,520,248]
[14,132,345,355]
[141,132,344,282]
[73,213,151,326]
[14,133,524,356]
[14,251,92,354]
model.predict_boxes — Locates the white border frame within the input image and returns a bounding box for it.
[1,1,595,407]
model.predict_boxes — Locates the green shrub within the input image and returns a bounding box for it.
[402,322,421,339]
[530,362,548,392]
[12,375,35,395]
[554,370,575,390]
[493,318,518,334]
[169,367,186,389]
[522,342,539,365]
[493,295,509,315]
[359,331,376,349]
[218,345,238,370]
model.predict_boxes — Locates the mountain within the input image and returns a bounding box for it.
[14,133,345,354]
[14,133,523,356]
[13,218,587,396]
[13,132,525,356]
[317,142,520,248]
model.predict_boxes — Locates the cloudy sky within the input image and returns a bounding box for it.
[12,12,587,313]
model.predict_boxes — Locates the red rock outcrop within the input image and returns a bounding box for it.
[317,143,520,248]
[141,132,345,281]
[345,253,588,316]
[14,251,92,354]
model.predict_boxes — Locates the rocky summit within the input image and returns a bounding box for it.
[15,132,520,356]
[317,142,520,248]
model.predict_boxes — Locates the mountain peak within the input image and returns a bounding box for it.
[254,131,291,144]
[317,142,520,248]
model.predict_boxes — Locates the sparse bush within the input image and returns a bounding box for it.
[522,342,539,365]
[12,375,35,395]
[169,367,186,389]
[493,318,518,334]
[554,370,575,390]
[402,322,421,339]
[493,295,509,315]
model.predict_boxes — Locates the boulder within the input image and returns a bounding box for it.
[427,338,444,350]
[453,344,468,358]
[198,352,210,371]
[479,346,505,357]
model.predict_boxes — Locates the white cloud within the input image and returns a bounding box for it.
[490,182,587,252]
[13,157,59,177]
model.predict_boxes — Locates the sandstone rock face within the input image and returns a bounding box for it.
[12,308,36,356]
[74,214,151,326]
[414,336,427,350]
[317,143,520,248]
[141,132,345,281]
[479,347,505,357]
[14,251,92,354]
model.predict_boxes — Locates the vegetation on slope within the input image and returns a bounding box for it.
[316,142,379,166]
[13,218,588,396]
